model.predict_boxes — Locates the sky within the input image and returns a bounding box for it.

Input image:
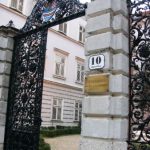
[80,0,91,3]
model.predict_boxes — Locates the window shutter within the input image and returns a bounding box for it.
[79,26,85,43]
[59,24,62,31]
[55,63,60,75]
[18,0,24,11]
[52,107,56,120]
[79,32,82,42]
[76,63,84,83]
[64,23,67,34]
[61,65,64,76]
[57,108,61,120]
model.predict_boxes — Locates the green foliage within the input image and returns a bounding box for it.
[40,126,81,138]
[133,143,150,150]
[39,135,51,150]
[41,126,55,130]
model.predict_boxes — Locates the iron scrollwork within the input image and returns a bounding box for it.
[22,0,86,32]
[4,0,86,149]
[128,0,150,149]
[4,29,48,150]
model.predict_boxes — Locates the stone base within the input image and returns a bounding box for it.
[0,144,3,150]
[80,138,127,150]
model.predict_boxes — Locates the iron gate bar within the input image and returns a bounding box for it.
[15,10,86,39]
[4,0,87,149]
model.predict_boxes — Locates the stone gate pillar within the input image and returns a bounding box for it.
[80,0,129,150]
[0,26,18,149]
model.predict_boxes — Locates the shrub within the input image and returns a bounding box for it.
[39,135,51,150]
[40,126,81,138]
[41,127,55,130]
[132,143,150,150]
[56,125,66,129]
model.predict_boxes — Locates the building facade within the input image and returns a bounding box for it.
[0,0,86,127]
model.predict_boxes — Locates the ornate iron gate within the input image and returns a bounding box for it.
[4,0,86,149]
[128,0,150,149]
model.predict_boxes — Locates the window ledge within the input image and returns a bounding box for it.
[53,74,66,80]
[58,31,67,35]
[9,7,22,14]
[75,81,84,85]
[73,120,79,123]
[51,120,63,123]
[78,40,84,44]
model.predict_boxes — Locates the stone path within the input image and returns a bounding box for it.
[44,135,80,150]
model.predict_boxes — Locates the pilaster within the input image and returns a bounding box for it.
[0,26,18,149]
[80,0,129,149]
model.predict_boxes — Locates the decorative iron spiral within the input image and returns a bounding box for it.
[128,0,150,149]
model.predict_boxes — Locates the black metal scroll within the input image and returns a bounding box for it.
[22,0,86,32]
[4,0,86,149]
[4,28,48,150]
[128,0,150,149]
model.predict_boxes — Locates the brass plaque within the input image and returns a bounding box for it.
[84,74,109,95]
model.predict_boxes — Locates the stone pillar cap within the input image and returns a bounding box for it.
[0,26,19,37]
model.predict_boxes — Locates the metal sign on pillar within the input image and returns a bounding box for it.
[89,54,105,70]
[4,0,87,149]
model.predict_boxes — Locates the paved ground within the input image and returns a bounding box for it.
[44,135,80,150]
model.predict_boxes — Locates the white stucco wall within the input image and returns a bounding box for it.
[68,18,86,41]
[41,81,83,127]
[0,1,85,88]
[0,4,26,28]
[44,30,85,88]
[52,17,86,42]
[22,0,34,16]
[0,0,7,5]
[0,0,34,16]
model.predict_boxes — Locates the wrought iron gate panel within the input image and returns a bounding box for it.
[4,0,86,149]
[4,29,48,150]
[128,0,150,149]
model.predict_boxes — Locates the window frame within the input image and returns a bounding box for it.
[79,25,85,43]
[74,101,82,121]
[52,97,63,121]
[58,23,67,35]
[10,0,24,12]
[53,48,69,80]
[54,54,66,78]
[76,62,85,84]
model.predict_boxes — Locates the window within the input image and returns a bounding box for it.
[55,55,65,77]
[54,48,69,79]
[52,98,62,120]
[10,0,24,12]
[79,26,85,43]
[59,23,67,34]
[74,102,82,121]
[76,63,84,83]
